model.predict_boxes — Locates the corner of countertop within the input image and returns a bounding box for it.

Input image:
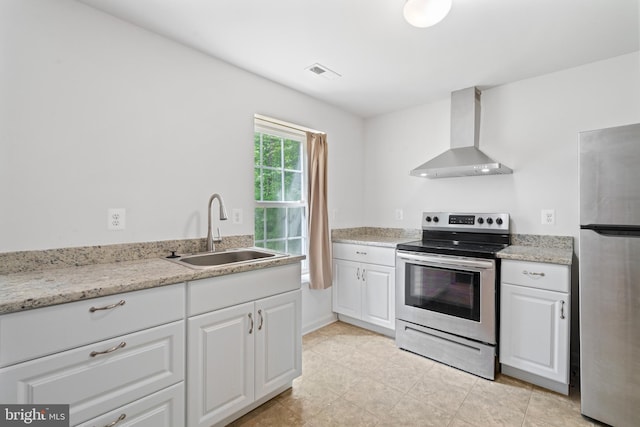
[498,234,574,265]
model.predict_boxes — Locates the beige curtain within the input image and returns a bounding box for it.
[306,132,332,290]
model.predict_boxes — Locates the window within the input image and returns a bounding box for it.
[254,118,307,271]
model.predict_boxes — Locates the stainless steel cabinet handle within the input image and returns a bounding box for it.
[103,414,126,427]
[248,313,254,334]
[355,251,367,255]
[362,269,366,281]
[89,300,125,312]
[560,301,566,319]
[90,341,126,357]
[258,309,264,330]
[356,267,360,280]
[523,270,545,279]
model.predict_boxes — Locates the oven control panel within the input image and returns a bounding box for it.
[422,212,509,232]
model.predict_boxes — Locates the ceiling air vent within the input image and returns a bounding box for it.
[305,63,341,80]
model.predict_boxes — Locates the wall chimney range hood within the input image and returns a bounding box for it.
[410,87,512,178]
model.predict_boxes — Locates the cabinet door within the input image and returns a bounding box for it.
[361,264,395,330]
[187,302,254,427]
[255,290,302,400]
[500,283,569,383]
[332,259,362,318]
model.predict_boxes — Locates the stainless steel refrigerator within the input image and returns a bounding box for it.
[579,122,640,427]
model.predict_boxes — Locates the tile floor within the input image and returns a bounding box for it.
[230,321,601,427]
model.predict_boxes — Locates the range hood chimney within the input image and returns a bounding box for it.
[410,87,512,178]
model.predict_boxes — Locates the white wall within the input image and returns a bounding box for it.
[363,52,640,245]
[0,0,362,333]
[0,0,365,253]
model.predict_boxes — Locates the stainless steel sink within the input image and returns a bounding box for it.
[166,248,287,269]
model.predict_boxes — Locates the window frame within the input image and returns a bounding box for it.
[254,118,308,273]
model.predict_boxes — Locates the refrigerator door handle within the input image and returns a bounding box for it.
[581,225,640,237]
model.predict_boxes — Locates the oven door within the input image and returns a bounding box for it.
[396,250,496,344]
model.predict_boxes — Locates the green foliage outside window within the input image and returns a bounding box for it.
[254,130,306,259]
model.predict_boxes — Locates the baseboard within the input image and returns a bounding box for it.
[501,364,569,395]
[302,313,337,335]
[337,314,395,337]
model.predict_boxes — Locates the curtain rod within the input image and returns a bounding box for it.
[254,114,325,135]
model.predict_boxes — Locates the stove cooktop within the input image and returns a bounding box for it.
[397,239,508,259]
[397,211,511,259]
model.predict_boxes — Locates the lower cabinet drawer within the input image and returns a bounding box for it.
[501,260,570,292]
[77,382,184,427]
[332,243,395,267]
[0,321,185,426]
[0,283,185,368]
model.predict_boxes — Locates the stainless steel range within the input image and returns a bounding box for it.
[395,212,510,380]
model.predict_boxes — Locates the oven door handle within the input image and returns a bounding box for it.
[396,251,494,270]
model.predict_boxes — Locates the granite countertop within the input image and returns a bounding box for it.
[496,234,574,265]
[0,254,304,315]
[331,227,420,248]
[496,246,573,265]
[331,227,574,266]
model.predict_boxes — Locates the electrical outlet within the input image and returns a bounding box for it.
[395,209,404,220]
[541,209,555,225]
[108,208,126,230]
[232,208,243,224]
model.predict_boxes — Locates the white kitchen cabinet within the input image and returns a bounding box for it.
[187,301,254,427]
[332,243,395,332]
[77,383,185,427]
[0,283,186,426]
[499,259,571,394]
[186,263,302,427]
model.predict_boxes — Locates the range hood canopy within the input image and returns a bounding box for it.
[410,87,512,178]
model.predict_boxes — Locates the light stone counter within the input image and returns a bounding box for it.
[331,227,420,248]
[0,236,304,315]
[497,234,574,265]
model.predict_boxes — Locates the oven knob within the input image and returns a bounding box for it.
[425,216,432,222]
[496,217,503,225]
[433,216,439,223]
[477,217,484,224]
[487,217,494,225]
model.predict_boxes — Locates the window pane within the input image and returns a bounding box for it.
[265,208,286,239]
[266,240,286,252]
[284,171,302,201]
[255,208,265,240]
[254,167,262,200]
[288,207,303,238]
[262,134,282,168]
[262,169,282,201]
[288,238,302,255]
[254,133,261,165]
[284,139,301,170]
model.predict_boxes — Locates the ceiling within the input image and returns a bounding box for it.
[78,0,639,118]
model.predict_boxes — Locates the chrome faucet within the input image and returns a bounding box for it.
[206,193,228,252]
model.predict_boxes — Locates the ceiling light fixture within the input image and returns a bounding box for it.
[403,0,453,28]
